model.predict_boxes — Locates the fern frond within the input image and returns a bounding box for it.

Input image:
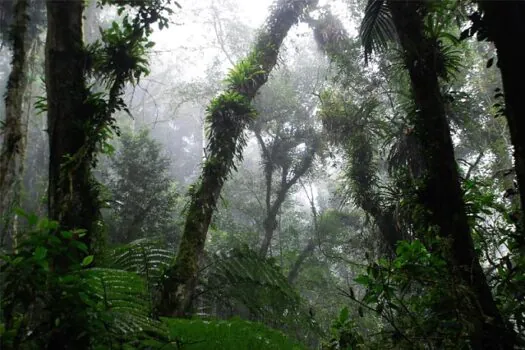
[84,267,167,340]
[201,247,304,324]
[359,0,396,64]
[105,238,174,280]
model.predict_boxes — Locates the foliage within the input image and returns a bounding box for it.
[360,0,464,80]
[1,214,308,349]
[61,0,176,174]
[352,240,473,349]
[162,317,306,349]
[0,211,166,349]
[462,178,525,334]
[204,246,302,316]
[322,307,364,350]
[359,0,395,63]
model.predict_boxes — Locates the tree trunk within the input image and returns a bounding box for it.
[388,1,513,348]
[159,0,318,317]
[287,238,315,284]
[0,0,29,249]
[45,0,100,251]
[478,1,525,243]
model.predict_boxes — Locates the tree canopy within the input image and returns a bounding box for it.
[1,0,524,349]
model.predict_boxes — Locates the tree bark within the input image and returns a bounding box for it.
[159,0,318,317]
[0,0,29,249]
[45,0,100,250]
[478,1,525,244]
[388,1,513,348]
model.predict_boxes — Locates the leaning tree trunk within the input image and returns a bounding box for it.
[160,0,319,317]
[0,0,29,249]
[478,1,525,243]
[388,1,513,348]
[45,1,100,251]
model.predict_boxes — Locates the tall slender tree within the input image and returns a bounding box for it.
[160,0,319,317]
[0,0,30,247]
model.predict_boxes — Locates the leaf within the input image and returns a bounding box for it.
[61,231,73,239]
[354,275,370,285]
[82,255,95,267]
[339,307,349,322]
[486,57,494,68]
[359,0,396,64]
[34,246,48,260]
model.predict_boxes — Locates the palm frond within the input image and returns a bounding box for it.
[359,0,397,64]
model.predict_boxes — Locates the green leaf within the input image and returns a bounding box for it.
[354,275,370,285]
[339,307,349,323]
[38,260,49,271]
[82,255,94,267]
[61,231,73,239]
[34,246,48,260]
[75,229,88,238]
[71,241,89,253]
[359,0,395,64]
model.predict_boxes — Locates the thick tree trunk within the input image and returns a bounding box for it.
[388,1,513,348]
[160,0,318,317]
[478,1,525,243]
[45,1,100,251]
[0,0,29,248]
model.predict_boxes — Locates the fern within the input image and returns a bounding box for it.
[105,238,174,278]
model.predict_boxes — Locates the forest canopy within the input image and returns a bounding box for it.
[0,0,524,349]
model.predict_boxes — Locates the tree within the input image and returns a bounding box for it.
[252,69,321,258]
[307,10,404,253]
[45,0,173,255]
[103,130,179,244]
[160,0,319,317]
[45,0,101,252]
[470,1,525,240]
[0,0,30,247]
[361,0,513,347]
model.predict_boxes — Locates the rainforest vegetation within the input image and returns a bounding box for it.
[1,0,525,349]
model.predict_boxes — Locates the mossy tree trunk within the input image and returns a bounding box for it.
[388,1,513,348]
[308,12,404,254]
[0,0,29,248]
[45,0,100,252]
[160,0,319,317]
[478,1,525,242]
